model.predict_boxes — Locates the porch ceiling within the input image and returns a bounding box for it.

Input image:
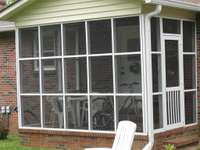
[145,0,200,11]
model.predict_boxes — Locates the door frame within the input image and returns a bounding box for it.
[161,34,185,130]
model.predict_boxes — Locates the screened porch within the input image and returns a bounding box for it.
[17,16,197,134]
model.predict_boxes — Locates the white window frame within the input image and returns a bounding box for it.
[16,15,147,135]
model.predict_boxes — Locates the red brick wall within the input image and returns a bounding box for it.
[18,129,147,150]
[0,31,18,133]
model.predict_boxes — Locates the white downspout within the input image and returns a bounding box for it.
[143,5,162,150]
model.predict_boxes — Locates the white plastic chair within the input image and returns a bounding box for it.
[85,121,137,150]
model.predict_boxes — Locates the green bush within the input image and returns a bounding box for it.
[164,144,176,150]
[0,120,8,140]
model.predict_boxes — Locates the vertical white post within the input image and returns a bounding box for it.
[85,21,91,130]
[140,15,147,133]
[111,18,117,131]
[179,21,185,125]
[16,28,22,128]
[38,26,44,128]
[61,23,66,129]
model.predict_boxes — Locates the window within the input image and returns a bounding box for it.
[64,22,86,55]
[41,25,61,71]
[116,96,143,132]
[20,60,39,93]
[165,40,179,87]
[116,55,141,93]
[90,56,113,93]
[21,96,41,127]
[19,27,38,58]
[18,16,143,133]
[153,95,163,129]
[163,19,180,34]
[115,17,140,52]
[64,58,87,93]
[89,20,112,54]
[43,96,64,128]
[151,18,163,130]
[183,21,197,124]
[42,59,63,93]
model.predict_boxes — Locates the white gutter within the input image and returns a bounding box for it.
[143,5,162,150]
[145,0,200,11]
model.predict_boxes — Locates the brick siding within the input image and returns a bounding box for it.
[0,31,17,133]
[18,129,147,150]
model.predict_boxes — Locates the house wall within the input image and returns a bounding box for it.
[10,0,143,27]
[0,31,18,133]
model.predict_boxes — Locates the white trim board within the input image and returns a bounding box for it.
[0,21,15,32]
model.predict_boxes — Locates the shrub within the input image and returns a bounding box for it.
[0,120,8,140]
[164,144,176,150]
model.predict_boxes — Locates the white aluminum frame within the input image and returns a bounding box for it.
[153,17,198,133]
[16,15,147,135]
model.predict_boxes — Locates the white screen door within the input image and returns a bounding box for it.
[162,36,184,129]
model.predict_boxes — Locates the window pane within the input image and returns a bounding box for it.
[89,20,112,54]
[20,60,39,93]
[116,96,143,132]
[185,92,196,124]
[116,55,141,93]
[115,17,140,52]
[42,59,63,93]
[165,40,179,87]
[183,21,195,52]
[91,96,114,131]
[66,96,88,129]
[19,28,38,58]
[151,18,160,51]
[43,96,64,128]
[90,56,113,93]
[41,25,61,56]
[153,95,163,129]
[163,19,180,34]
[184,55,196,89]
[152,54,162,92]
[64,58,87,93]
[64,22,86,55]
[21,96,41,127]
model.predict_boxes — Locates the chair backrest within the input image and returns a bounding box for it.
[112,121,137,150]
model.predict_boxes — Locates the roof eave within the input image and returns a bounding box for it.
[145,0,200,11]
[0,0,34,20]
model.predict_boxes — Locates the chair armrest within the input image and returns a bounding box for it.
[142,144,152,150]
[85,148,112,150]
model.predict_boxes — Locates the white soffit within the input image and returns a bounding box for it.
[145,0,200,11]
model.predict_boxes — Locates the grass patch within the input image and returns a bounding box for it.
[0,135,54,150]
